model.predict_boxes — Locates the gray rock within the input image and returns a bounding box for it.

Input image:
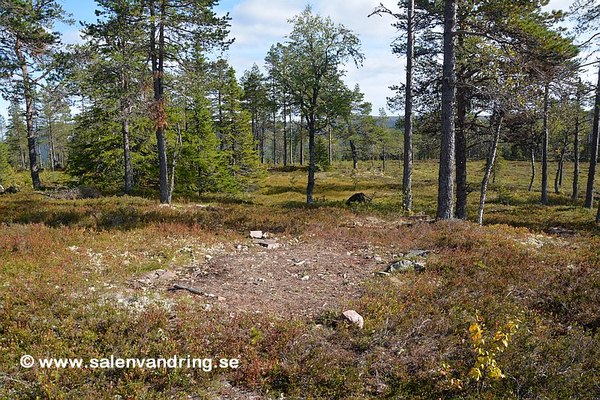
[250,230,263,239]
[404,249,430,259]
[0,184,4,194]
[254,239,280,249]
[346,192,370,206]
[387,259,425,273]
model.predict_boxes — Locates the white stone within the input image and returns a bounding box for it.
[342,310,364,329]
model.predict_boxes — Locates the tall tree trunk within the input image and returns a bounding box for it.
[437,0,457,220]
[272,109,277,165]
[122,118,133,194]
[150,0,169,204]
[36,143,42,169]
[167,124,183,204]
[20,145,26,170]
[528,146,535,192]
[382,145,386,172]
[541,82,550,205]
[455,83,468,219]
[16,40,41,189]
[251,114,258,152]
[121,67,133,194]
[288,109,295,165]
[585,64,600,209]
[555,144,566,194]
[306,115,316,203]
[328,126,333,165]
[299,115,304,166]
[350,140,358,170]
[403,0,414,212]
[283,101,288,166]
[454,20,468,220]
[573,83,581,201]
[47,118,55,172]
[260,122,265,164]
[478,111,503,225]
[559,145,564,186]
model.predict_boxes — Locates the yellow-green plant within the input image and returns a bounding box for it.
[442,311,520,390]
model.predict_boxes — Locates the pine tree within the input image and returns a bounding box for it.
[283,6,363,203]
[83,0,147,193]
[241,64,269,163]
[0,0,69,189]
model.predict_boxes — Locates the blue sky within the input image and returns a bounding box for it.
[0,0,576,122]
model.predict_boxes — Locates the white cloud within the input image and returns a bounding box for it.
[223,0,402,113]
[62,29,84,45]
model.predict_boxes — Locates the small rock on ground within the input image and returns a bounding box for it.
[342,310,364,329]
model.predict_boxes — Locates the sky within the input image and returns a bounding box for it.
[0,0,578,122]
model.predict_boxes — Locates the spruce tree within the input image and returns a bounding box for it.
[5,99,28,170]
[218,67,262,190]
[0,140,14,187]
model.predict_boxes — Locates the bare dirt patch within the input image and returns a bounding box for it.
[131,235,387,318]
[172,238,382,317]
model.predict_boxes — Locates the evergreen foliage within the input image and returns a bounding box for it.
[0,140,14,186]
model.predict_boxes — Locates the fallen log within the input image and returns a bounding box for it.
[170,283,205,296]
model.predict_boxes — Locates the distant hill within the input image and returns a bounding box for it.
[372,116,402,129]
[387,116,401,129]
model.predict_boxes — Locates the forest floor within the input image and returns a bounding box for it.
[1,160,600,399]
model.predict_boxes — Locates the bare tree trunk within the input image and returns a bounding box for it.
[251,114,257,150]
[299,115,304,166]
[478,111,503,225]
[454,24,468,220]
[150,0,169,204]
[260,123,265,164]
[555,144,566,194]
[585,64,600,209]
[573,83,581,201]
[328,126,333,165]
[120,66,133,194]
[541,82,550,205]
[47,119,55,172]
[19,146,26,170]
[283,101,288,166]
[350,140,358,170]
[122,118,133,194]
[529,147,535,192]
[455,84,468,219]
[167,123,183,204]
[437,0,457,220]
[403,0,414,212]
[289,112,294,165]
[272,110,277,165]
[306,115,316,203]
[16,39,41,189]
